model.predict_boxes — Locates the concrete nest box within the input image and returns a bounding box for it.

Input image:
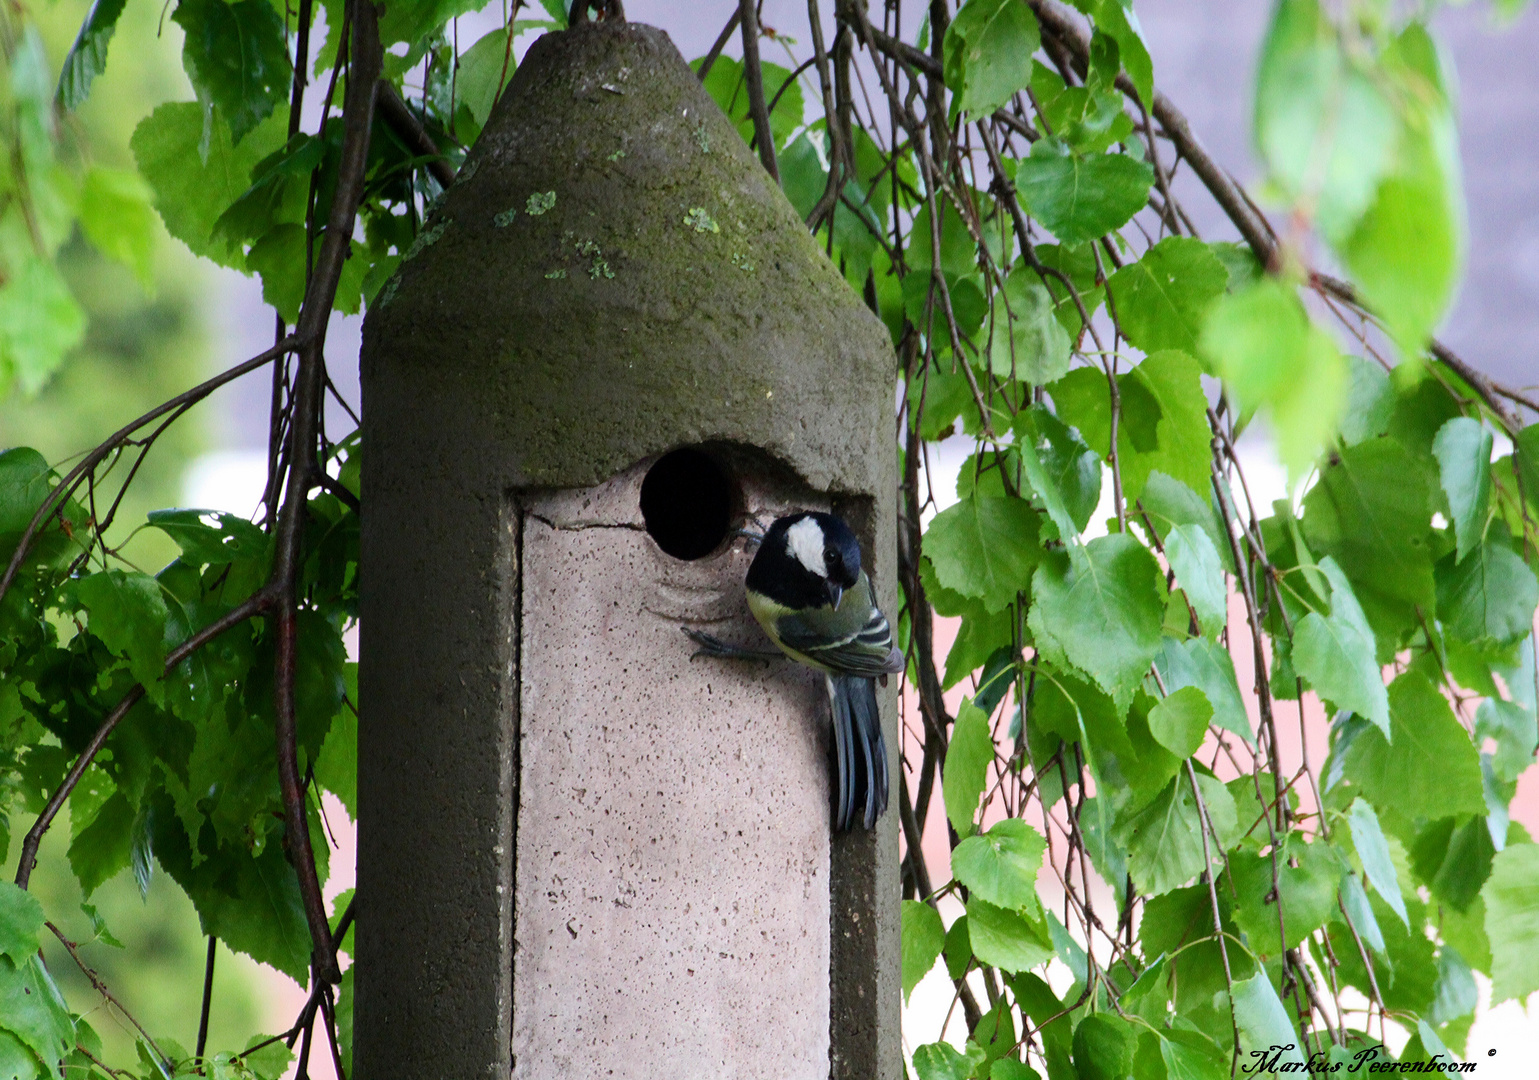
[358,19,899,1080]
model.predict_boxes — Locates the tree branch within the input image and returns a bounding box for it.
[738,0,779,183]
[0,337,298,608]
[1025,0,1534,434]
[376,79,457,190]
[267,0,382,988]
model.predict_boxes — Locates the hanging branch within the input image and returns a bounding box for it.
[267,0,382,988]
[738,0,780,182]
[0,338,297,607]
[377,80,458,189]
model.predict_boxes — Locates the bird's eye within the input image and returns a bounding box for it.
[825,547,840,567]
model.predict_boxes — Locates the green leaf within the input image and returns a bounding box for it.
[0,1031,43,1080]
[1411,816,1494,914]
[987,269,1072,384]
[1016,405,1102,534]
[1431,945,1478,1025]
[965,897,1054,973]
[1014,140,1154,247]
[1086,0,1153,108]
[697,56,807,155]
[1301,437,1437,647]
[148,792,312,982]
[1254,0,1398,242]
[924,495,1041,613]
[1432,418,1492,563]
[1125,351,1213,502]
[1228,839,1342,958]
[952,818,1047,912]
[131,102,288,268]
[1340,74,1463,359]
[56,0,128,109]
[172,0,293,145]
[72,569,170,696]
[1030,534,1164,708]
[943,609,1016,691]
[901,901,946,1001]
[1140,472,1231,572]
[1106,237,1228,355]
[944,0,1040,118]
[1339,871,1386,955]
[1516,424,1539,514]
[0,257,88,396]
[0,955,74,1074]
[380,0,487,47]
[992,1060,1042,1080]
[1164,525,1226,637]
[1483,843,1539,1004]
[240,1031,294,1080]
[78,166,156,289]
[1231,971,1305,1068]
[1339,672,1484,820]
[1199,277,1346,475]
[148,509,270,568]
[1435,541,1539,650]
[1116,771,1235,896]
[335,968,354,1076]
[1347,799,1408,927]
[0,883,44,961]
[1148,686,1212,759]
[80,902,124,949]
[1155,636,1252,744]
[1158,1028,1228,1080]
[68,791,134,898]
[0,448,86,570]
[1474,699,1537,785]
[945,699,995,837]
[1015,442,1082,553]
[315,666,358,820]
[1292,556,1390,737]
[243,223,309,323]
[1340,356,1396,446]
[914,1040,988,1080]
[1072,1014,1145,1080]
[458,27,516,128]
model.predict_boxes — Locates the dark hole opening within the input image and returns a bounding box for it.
[640,448,733,561]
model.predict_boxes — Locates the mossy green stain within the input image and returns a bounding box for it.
[685,207,719,233]
[526,191,556,215]
[363,22,892,496]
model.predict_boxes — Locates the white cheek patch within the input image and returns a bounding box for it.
[785,516,828,578]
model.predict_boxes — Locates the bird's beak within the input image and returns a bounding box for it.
[826,581,844,609]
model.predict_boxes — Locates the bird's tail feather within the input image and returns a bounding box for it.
[828,674,888,831]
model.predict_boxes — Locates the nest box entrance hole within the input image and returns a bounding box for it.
[639,447,735,560]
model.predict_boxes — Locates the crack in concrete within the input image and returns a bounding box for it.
[525,511,647,533]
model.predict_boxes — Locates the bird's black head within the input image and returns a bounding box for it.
[747,511,862,610]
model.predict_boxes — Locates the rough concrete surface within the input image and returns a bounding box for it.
[514,467,831,1078]
[358,18,900,1080]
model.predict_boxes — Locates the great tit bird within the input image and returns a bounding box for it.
[690,511,902,831]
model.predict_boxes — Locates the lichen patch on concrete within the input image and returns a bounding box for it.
[526,190,557,215]
[402,217,451,261]
[684,207,719,233]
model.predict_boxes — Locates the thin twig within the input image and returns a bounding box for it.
[0,338,297,608]
[267,0,382,987]
[738,0,779,182]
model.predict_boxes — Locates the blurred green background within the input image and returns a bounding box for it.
[1,0,269,1061]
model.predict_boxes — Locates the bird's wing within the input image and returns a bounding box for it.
[776,574,904,678]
